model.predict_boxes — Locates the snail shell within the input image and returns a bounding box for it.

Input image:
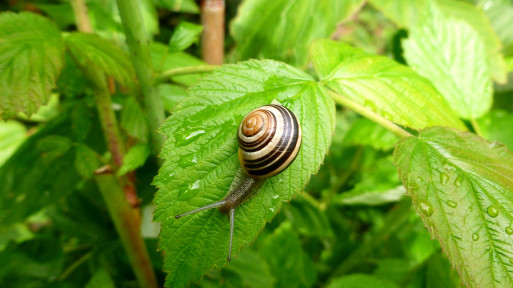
[237,104,302,179]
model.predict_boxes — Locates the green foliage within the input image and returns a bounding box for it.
[310,39,465,130]
[231,0,364,67]
[168,21,203,52]
[343,118,399,150]
[327,274,400,288]
[477,109,513,150]
[395,127,513,287]
[65,33,135,88]
[118,143,151,176]
[1,1,512,287]
[154,59,335,287]
[403,3,493,119]
[0,121,26,166]
[0,12,65,118]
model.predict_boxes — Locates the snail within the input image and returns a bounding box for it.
[175,104,302,260]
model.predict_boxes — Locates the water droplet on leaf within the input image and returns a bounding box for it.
[472,233,479,241]
[440,173,449,184]
[487,205,499,218]
[446,201,457,208]
[419,201,434,216]
[454,174,462,187]
[506,227,513,235]
[185,130,205,140]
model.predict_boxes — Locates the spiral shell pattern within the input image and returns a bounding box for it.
[237,104,302,179]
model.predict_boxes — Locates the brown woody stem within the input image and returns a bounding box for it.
[201,0,225,65]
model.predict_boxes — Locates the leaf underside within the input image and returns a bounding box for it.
[394,126,513,287]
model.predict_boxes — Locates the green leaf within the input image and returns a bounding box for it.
[221,249,275,288]
[0,112,82,226]
[402,4,493,119]
[159,84,188,112]
[0,12,65,119]
[65,33,134,88]
[154,0,199,13]
[0,223,33,252]
[119,97,149,142]
[368,0,428,28]
[344,117,399,151]
[327,274,400,288]
[335,158,405,206]
[477,0,513,47]
[75,144,102,179]
[36,135,73,161]
[260,222,316,288]
[151,42,207,86]
[426,253,463,288]
[371,0,507,83]
[117,143,151,176]
[310,39,465,130]
[476,110,513,151]
[169,21,203,52]
[0,121,26,166]
[394,126,513,287]
[283,194,334,238]
[231,0,364,67]
[436,0,507,84]
[85,268,116,288]
[154,60,335,287]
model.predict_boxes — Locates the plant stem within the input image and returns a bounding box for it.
[58,251,92,280]
[470,118,483,137]
[70,0,92,33]
[116,0,165,155]
[156,65,219,82]
[201,0,225,65]
[92,79,125,167]
[95,172,159,288]
[328,90,413,138]
[71,2,158,287]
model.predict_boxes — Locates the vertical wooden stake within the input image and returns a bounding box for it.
[201,0,225,65]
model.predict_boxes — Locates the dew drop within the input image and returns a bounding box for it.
[185,130,205,140]
[416,176,424,183]
[440,173,449,185]
[189,180,200,191]
[278,179,283,183]
[169,172,175,177]
[446,201,457,208]
[191,156,198,164]
[472,233,479,241]
[419,200,434,216]
[506,227,513,235]
[269,208,275,213]
[487,205,499,218]
[454,174,462,187]
[272,194,279,199]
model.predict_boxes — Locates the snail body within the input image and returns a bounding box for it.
[175,104,302,260]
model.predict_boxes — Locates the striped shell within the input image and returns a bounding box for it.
[237,104,302,180]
